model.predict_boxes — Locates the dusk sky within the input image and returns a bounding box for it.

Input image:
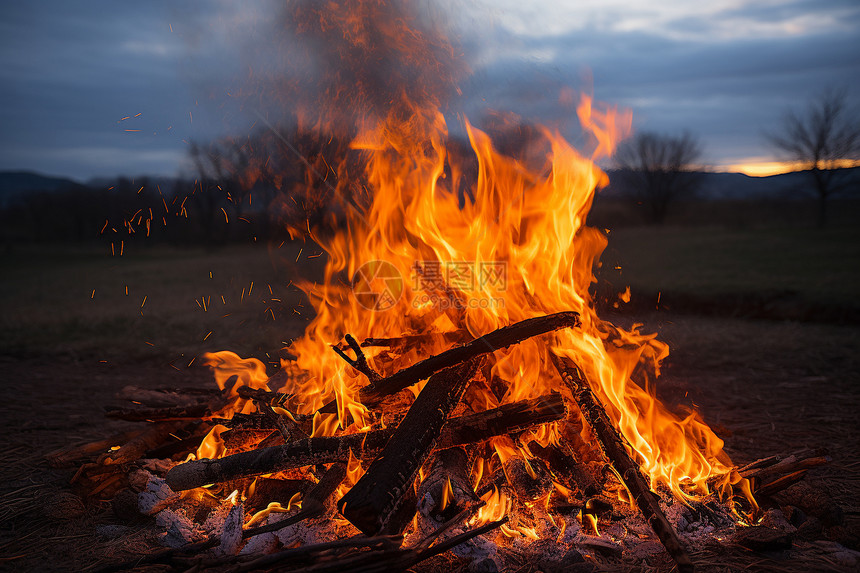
[1,0,858,181]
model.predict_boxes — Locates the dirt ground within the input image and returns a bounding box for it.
[1,311,857,572]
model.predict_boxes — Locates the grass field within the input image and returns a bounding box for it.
[1,224,858,365]
[600,225,860,314]
[0,243,324,364]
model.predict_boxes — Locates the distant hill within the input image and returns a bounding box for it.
[605,166,860,200]
[0,171,82,208]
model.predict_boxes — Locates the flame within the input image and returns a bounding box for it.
[200,0,741,517]
[195,424,228,461]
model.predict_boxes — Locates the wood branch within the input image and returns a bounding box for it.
[46,429,142,467]
[94,466,346,573]
[360,330,467,349]
[318,311,580,413]
[740,449,830,484]
[235,386,295,409]
[438,393,566,448]
[98,421,191,466]
[757,470,809,498]
[529,441,600,496]
[165,392,565,491]
[551,354,694,573]
[105,404,211,422]
[338,359,481,535]
[242,462,346,539]
[333,333,382,384]
[228,535,402,573]
[342,518,509,573]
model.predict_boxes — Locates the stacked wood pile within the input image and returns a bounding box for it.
[47,312,834,573]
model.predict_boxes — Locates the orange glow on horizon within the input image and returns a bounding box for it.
[724,158,860,177]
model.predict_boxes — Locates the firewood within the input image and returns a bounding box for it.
[95,466,347,573]
[529,441,600,496]
[333,333,382,383]
[46,429,142,467]
[360,330,467,349]
[757,470,809,497]
[417,447,479,527]
[741,449,830,484]
[165,392,565,491]
[338,359,481,535]
[318,311,580,413]
[437,393,566,448]
[551,354,694,573]
[105,404,211,422]
[99,421,191,466]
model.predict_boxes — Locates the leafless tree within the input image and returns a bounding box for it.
[613,131,704,224]
[767,88,860,227]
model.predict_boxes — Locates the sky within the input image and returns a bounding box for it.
[0,0,858,181]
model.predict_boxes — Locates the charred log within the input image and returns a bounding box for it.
[338,359,480,535]
[318,311,580,413]
[165,392,564,491]
[551,354,694,573]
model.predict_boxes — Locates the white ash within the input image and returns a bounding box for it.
[214,502,245,556]
[201,501,233,537]
[156,508,205,548]
[240,525,278,556]
[273,514,332,548]
[138,474,181,515]
[415,490,502,572]
[664,497,736,542]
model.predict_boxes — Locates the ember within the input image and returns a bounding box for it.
[50,1,856,572]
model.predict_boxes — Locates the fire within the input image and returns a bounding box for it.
[195,0,744,535]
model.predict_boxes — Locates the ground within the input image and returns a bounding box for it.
[1,227,858,571]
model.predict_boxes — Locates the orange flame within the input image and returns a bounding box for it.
[203,0,740,513]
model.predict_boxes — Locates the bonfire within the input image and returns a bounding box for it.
[50,2,848,572]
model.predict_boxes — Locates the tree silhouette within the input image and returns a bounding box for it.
[613,131,704,224]
[767,88,860,227]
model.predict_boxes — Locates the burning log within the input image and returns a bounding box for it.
[417,447,479,525]
[337,359,481,535]
[165,392,565,491]
[529,441,600,496]
[99,421,191,466]
[332,333,383,383]
[551,354,695,573]
[319,311,580,412]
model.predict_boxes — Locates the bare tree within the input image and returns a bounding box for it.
[767,88,860,227]
[613,131,704,224]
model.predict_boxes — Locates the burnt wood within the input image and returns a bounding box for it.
[318,311,580,413]
[551,354,694,573]
[165,392,565,491]
[338,359,480,535]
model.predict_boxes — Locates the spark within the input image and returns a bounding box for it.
[203,331,212,341]
[221,207,229,223]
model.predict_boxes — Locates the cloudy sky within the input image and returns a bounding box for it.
[1,0,858,181]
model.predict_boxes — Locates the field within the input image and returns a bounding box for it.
[1,224,859,570]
